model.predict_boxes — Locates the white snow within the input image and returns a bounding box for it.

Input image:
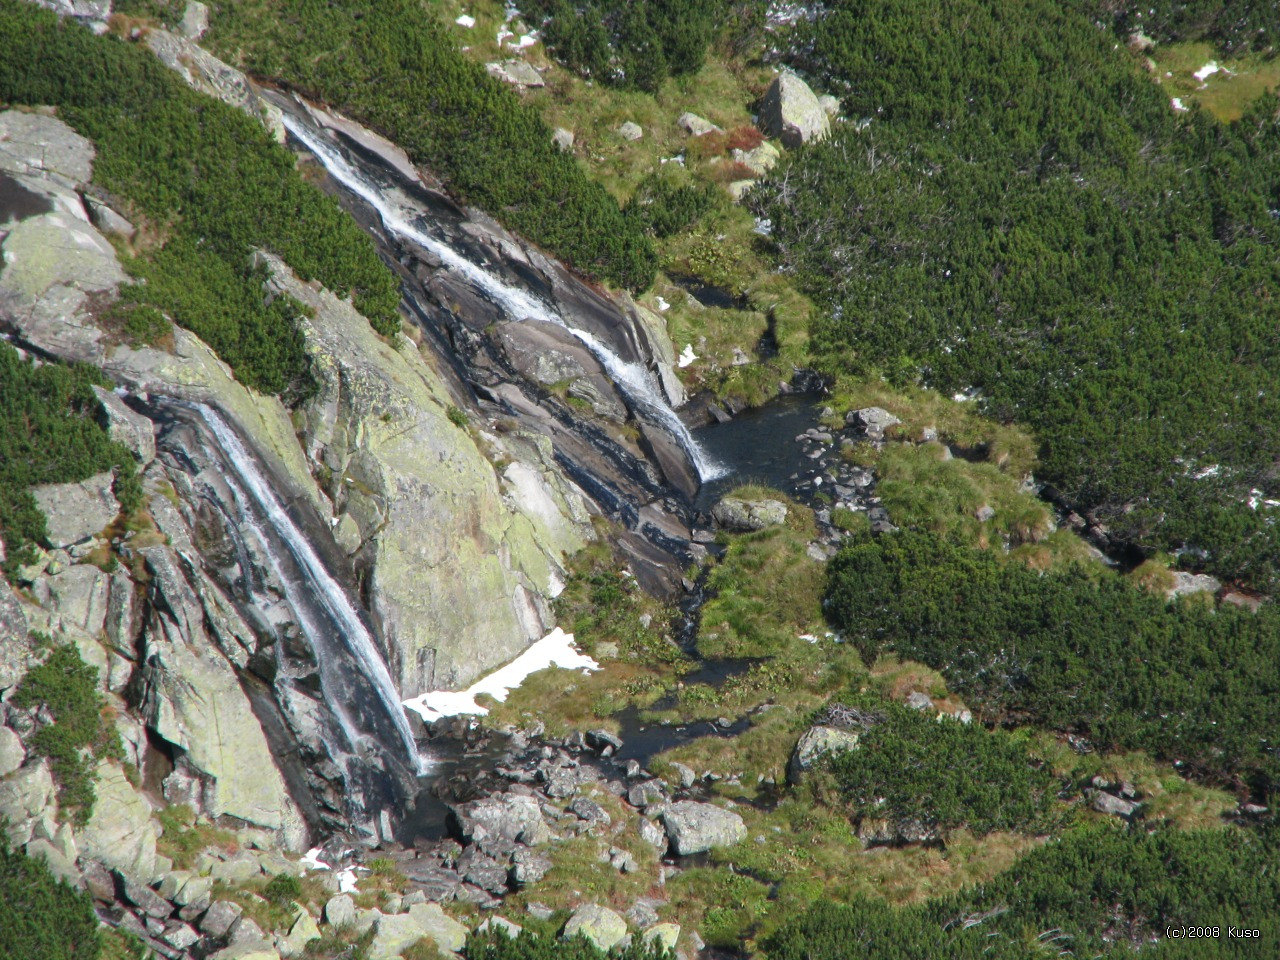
[1194,61,1220,82]
[655,296,670,312]
[301,848,330,871]
[514,33,538,48]
[1171,97,1188,112]
[403,628,598,723]
[337,868,361,894]
[677,344,698,368]
[455,14,475,28]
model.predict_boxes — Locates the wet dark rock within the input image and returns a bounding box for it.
[585,729,623,754]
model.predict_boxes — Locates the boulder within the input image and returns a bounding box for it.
[644,923,681,950]
[509,848,551,886]
[79,762,157,880]
[759,72,830,148]
[46,563,111,638]
[0,726,25,777]
[787,725,862,785]
[617,122,643,141]
[201,900,245,938]
[585,729,623,754]
[905,691,934,711]
[115,868,173,919]
[180,1,210,39]
[1092,791,1141,819]
[856,818,938,845]
[324,893,356,928]
[92,386,155,464]
[450,793,549,845]
[711,497,787,532]
[660,801,746,856]
[0,110,94,185]
[279,908,321,957]
[846,406,901,440]
[727,180,754,202]
[486,60,545,87]
[478,916,523,939]
[0,761,56,847]
[84,197,136,240]
[637,817,667,853]
[30,473,119,548]
[369,903,468,959]
[562,903,628,951]
[1167,571,1221,599]
[677,113,721,137]
[732,141,780,176]
[25,837,81,886]
[552,128,575,152]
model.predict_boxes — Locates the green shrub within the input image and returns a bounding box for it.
[825,530,1280,796]
[0,344,136,578]
[11,643,120,823]
[191,0,655,292]
[817,695,1061,836]
[262,873,303,907]
[624,173,718,239]
[466,926,675,959]
[0,841,101,960]
[118,304,170,346]
[756,0,1280,590]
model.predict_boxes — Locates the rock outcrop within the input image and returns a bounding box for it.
[563,903,628,951]
[712,497,788,532]
[660,801,747,855]
[787,725,863,784]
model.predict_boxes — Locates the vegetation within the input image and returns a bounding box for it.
[165,0,659,292]
[11,642,121,823]
[155,803,239,870]
[0,841,101,960]
[762,824,1280,958]
[1091,0,1280,53]
[0,1,400,398]
[817,696,1061,838]
[756,0,1280,590]
[526,0,728,91]
[467,927,673,960]
[826,530,1280,797]
[0,344,138,578]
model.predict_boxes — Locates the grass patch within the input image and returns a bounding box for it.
[155,804,240,870]
[1147,40,1280,122]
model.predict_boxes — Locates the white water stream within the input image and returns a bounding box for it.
[192,404,427,775]
[282,113,724,482]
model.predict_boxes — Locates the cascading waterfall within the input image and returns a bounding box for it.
[282,113,725,483]
[191,403,428,775]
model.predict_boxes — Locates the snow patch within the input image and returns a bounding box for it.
[655,296,670,312]
[1171,97,1188,112]
[677,344,698,368]
[1193,61,1220,82]
[403,627,598,723]
[455,14,475,28]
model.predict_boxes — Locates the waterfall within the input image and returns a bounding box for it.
[191,403,427,776]
[281,113,725,483]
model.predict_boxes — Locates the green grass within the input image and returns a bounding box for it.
[1147,41,1280,121]
[155,803,240,869]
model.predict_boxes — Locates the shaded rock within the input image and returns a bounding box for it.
[31,473,118,548]
[478,916,523,939]
[451,793,549,845]
[787,725,862,785]
[760,72,830,148]
[905,691,934,711]
[84,199,136,240]
[585,729,623,754]
[201,900,245,938]
[711,497,787,532]
[660,801,746,856]
[627,780,666,810]
[92,386,155,464]
[617,122,643,141]
[563,903,628,951]
[638,817,666,853]
[670,762,696,789]
[115,869,172,919]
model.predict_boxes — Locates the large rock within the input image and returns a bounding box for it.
[45,563,111,637]
[562,904,628,951]
[0,578,32,690]
[660,801,747,856]
[0,726,25,777]
[678,112,721,137]
[497,319,627,421]
[138,546,306,847]
[30,473,119,548]
[486,60,545,87]
[92,386,156,464]
[0,760,56,847]
[450,793,549,845]
[258,253,588,692]
[846,406,901,440]
[760,72,830,148]
[79,761,157,880]
[0,110,94,185]
[711,497,787,532]
[324,894,356,928]
[787,725,863,784]
[369,903,467,959]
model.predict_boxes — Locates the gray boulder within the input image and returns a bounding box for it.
[0,109,94,185]
[180,1,209,39]
[201,900,244,938]
[0,726,25,778]
[660,801,746,856]
[79,761,157,880]
[677,112,721,137]
[711,497,788,532]
[92,386,155,463]
[552,127,575,152]
[46,563,111,638]
[846,406,901,440]
[369,903,467,960]
[617,121,643,141]
[787,725,862,785]
[509,848,551,886]
[84,198,136,240]
[31,473,119,548]
[486,60,545,87]
[563,903,628,951]
[451,793,549,845]
[324,893,356,928]
[760,72,830,148]
[0,760,56,847]
[1092,791,1141,819]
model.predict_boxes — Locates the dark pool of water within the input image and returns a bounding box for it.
[693,395,826,512]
